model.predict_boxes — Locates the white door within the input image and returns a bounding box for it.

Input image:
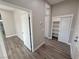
[71,14,79,59]
[71,37,79,59]
[58,16,73,44]
[21,12,31,51]
[71,25,79,59]
[0,23,4,58]
[0,22,8,58]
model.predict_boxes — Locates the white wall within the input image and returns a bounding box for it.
[0,9,16,37]
[52,0,77,16]
[14,10,23,40]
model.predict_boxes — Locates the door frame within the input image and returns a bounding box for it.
[58,15,73,45]
[28,14,32,52]
[0,1,34,52]
[51,14,74,41]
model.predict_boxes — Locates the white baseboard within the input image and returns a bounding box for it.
[6,34,17,38]
[58,40,71,45]
[44,36,52,39]
[33,42,45,52]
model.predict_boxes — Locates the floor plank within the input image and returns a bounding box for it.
[4,36,71,59]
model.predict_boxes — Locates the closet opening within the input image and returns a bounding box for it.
[52,21,60,40]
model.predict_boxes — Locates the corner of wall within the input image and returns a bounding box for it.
[32,41,45,52]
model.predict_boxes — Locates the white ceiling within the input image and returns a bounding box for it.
[46,0,64,5]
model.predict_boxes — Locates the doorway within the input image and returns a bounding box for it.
[0,4,33,54]
[21,12,32,51]
[52,15,73,45]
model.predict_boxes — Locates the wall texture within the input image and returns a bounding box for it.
[0,9,16,37]
[2,0,45,50]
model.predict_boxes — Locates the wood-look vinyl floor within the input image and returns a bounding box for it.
[4,36,72,59]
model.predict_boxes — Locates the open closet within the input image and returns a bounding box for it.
[52,15,73,45]
[52,21,60,40]
[52,17,60,40]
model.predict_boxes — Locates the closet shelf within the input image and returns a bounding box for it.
[52,21,60,38]
[52,34,58,37]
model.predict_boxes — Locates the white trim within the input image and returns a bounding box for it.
[33,42,45,52]
[52,14,74,18]
[58,39,71,45]
[6,34,17,38]
[30,14,34,52]
[70,45,73,59]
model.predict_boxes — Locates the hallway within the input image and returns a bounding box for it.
[4,36,71,59]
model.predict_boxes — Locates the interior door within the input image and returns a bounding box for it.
[58,16,73,44]
[71,15,79,59]
[0,22,7,58]
[21,12,31,51]
[0,22,4,58]
[71,37,79,59]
